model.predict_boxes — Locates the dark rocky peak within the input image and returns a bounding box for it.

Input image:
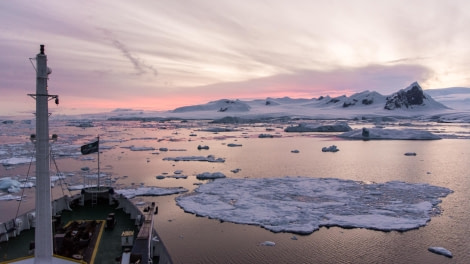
[384,82,426,110]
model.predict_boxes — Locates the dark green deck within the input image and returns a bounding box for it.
[59,200,140,264]
[0,199,140,264]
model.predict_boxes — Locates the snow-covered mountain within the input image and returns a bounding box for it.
[56,82,470,122]
[165,82,456,120]
[424,87,470,111]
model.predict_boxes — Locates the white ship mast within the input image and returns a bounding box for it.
[17,45,74,264]
[32,44,54,263]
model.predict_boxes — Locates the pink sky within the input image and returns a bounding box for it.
[1,1,469,117]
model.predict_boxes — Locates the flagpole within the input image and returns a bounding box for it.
[97,135,100,190]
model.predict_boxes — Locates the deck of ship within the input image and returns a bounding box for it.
[0,196,156,264]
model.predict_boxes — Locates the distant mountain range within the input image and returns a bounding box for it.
[60,82,470,122]
[165,82,469,120]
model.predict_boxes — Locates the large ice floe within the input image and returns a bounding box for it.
[115,186,187,199]
[284,122,352,132]
[338,127,441,140]
[176,177,452,234]
[163,155,225,162]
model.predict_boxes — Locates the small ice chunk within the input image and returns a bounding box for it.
[196,172,226,180]
[260,241,275,246]
[428,247,452,258]
[130,146,155,151]
[322,145,339,152]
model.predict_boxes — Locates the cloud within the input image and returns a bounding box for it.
[172,64,433,101]
[98,27,158,76]
[0,0,469,116]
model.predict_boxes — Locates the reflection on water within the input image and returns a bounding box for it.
[0,120,469,263]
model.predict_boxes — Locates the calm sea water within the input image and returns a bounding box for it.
[1,120,469,263]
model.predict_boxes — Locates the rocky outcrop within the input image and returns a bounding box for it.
[384,82,426,110]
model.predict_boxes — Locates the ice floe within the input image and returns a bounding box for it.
[338,127,441,140]
[284,122,352,132]
[0,157,34,166]
[196,172,226,180]
[260,241,275,246]
[115,186,188,199]
[0,194,23,201]
[163,155,225,162]
[176,177,452,234]
[428,247,453,258]
[321,145,339,152]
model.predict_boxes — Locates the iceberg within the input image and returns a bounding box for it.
[176,177,452,234]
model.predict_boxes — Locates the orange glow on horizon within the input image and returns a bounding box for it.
[56,87,361,114]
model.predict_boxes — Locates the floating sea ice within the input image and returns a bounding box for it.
[0,194,23,201]
[197,145,209,150]
[0,157,35,166]
[170,174,188,179]
[163,155,225,163]
[176,177,452,234]
[0,177,21,192]
[196,172,226,180]
[339,128,441,140]
[116,186,188,199]
[322,145,339,152]
[260,241,275,246]
[130,146,155,151]
[258,134,274,138]
[428,247,453,258]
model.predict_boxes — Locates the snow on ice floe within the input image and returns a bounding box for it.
[322,145,339,152]
[338,127,441,140]
[428,247,453,258]
[116,186,187,199]
[176,177,452,234]
[196,172,226,180]
[0,157,35,166]
[130,146,156,151]
[163,155,225,162]
[284,122,352,132]
[0,194,23,201]
[0,175,65,193]
[0,177,22,193]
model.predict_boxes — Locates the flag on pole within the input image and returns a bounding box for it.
[81,140,99,155]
